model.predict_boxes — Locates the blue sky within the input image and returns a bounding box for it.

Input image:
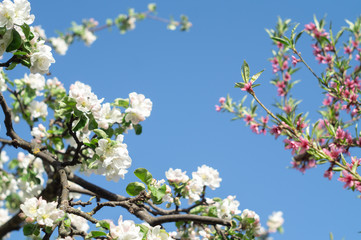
[6,0,361,239]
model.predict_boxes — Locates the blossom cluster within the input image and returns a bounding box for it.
[165,165,222,204]
[20,197,64,227]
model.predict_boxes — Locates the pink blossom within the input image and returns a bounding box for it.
[291,56,300,66]
[316,54,324,63]
[261,115,269,124]
[305,23,316,31]
[312,44,321,55]
[322,54,332,64]
[323,145,343,160]
[270,125,282,139]
[277,42,283,49]
[324,170,333,180]
[244,114,253,124]
[284,72,291,81]
[241,82,253,93]
[215,105,221,112]
[283,105,292,114]
[298,137,310,154]
[344,46,352,55]
[323,96,332,106]
[338,170,355,188]
[250,123,260,134]
[219,97,226,105]
[352,40,359,47]
[281,61,288,71]
[335,126,345,139]
[284,139,300,155]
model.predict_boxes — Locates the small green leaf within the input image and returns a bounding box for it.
[133,124,142,135]
[96,220,110,230]
[113,98,129,108]
[6,29,22,52]
[149,184,166,204]
[93,129,108,139]
[86,231,107,238]
[250,69,264,83]
[23,223,36,236]
[134,168,153,185]
[72,116,89,132]
[6,61,17,70]
[126,182,146,196]
[64,219,71,228]
[21,23,30,39]
[271,36,289,46]
[241,60,250,82]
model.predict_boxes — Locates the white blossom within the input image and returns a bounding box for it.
[109,215,143,240]
[146,225,172,240]
[82,29,96,46]
[0,150,9,169]
[30,41,55,74]
[33,25,46,39]
[69,210,90,233]
[241,209,261,229]
[20,197,64,227]
[214,195,241,220]
[165,168,189,184]
[95,103,122,129]
[23,73,45,95]
[192,165,221,190]
[28,100,48,119]
[69,81,103,114]
[267,211,284,232]
[50,37,68,55]
[31,123,47,141]
[94,135,132,181]
[0,70,6,92]
[125,92,152,125]
[0,0,34,29]
[186,179,203,203]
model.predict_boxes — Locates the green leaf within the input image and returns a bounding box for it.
[134,168,153,185]
[93,129,108,139]
[241,60,250,82]
[270,36,289,46]
[72,116,89,132]
[126,182,146,196]
[149,184,166,204]
[250,69,264,83]
[113,98,129,108]
[6,61,17,70]
[64,219,71,228]
[23,223,37,236]
[20,23,30,39]
[6,29,22,52]
[295,31,304,44]
[133,124,142,135]
[13,51,28,56]
[96,220,110,230]
[329,232,334,240]
[86,231,107,238]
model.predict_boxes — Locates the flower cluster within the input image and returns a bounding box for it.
[125,92,153,125]
[94,135,132,181]
[20,197,64,227]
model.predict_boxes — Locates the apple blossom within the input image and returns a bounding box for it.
[28,100,48,119]
[0,0,34,29]
[50,37,68,55]
[267,211,284,233]
[125,92,152,125]
[192,164,221,190]
[109,215,143,240]
[30,41,56,74]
